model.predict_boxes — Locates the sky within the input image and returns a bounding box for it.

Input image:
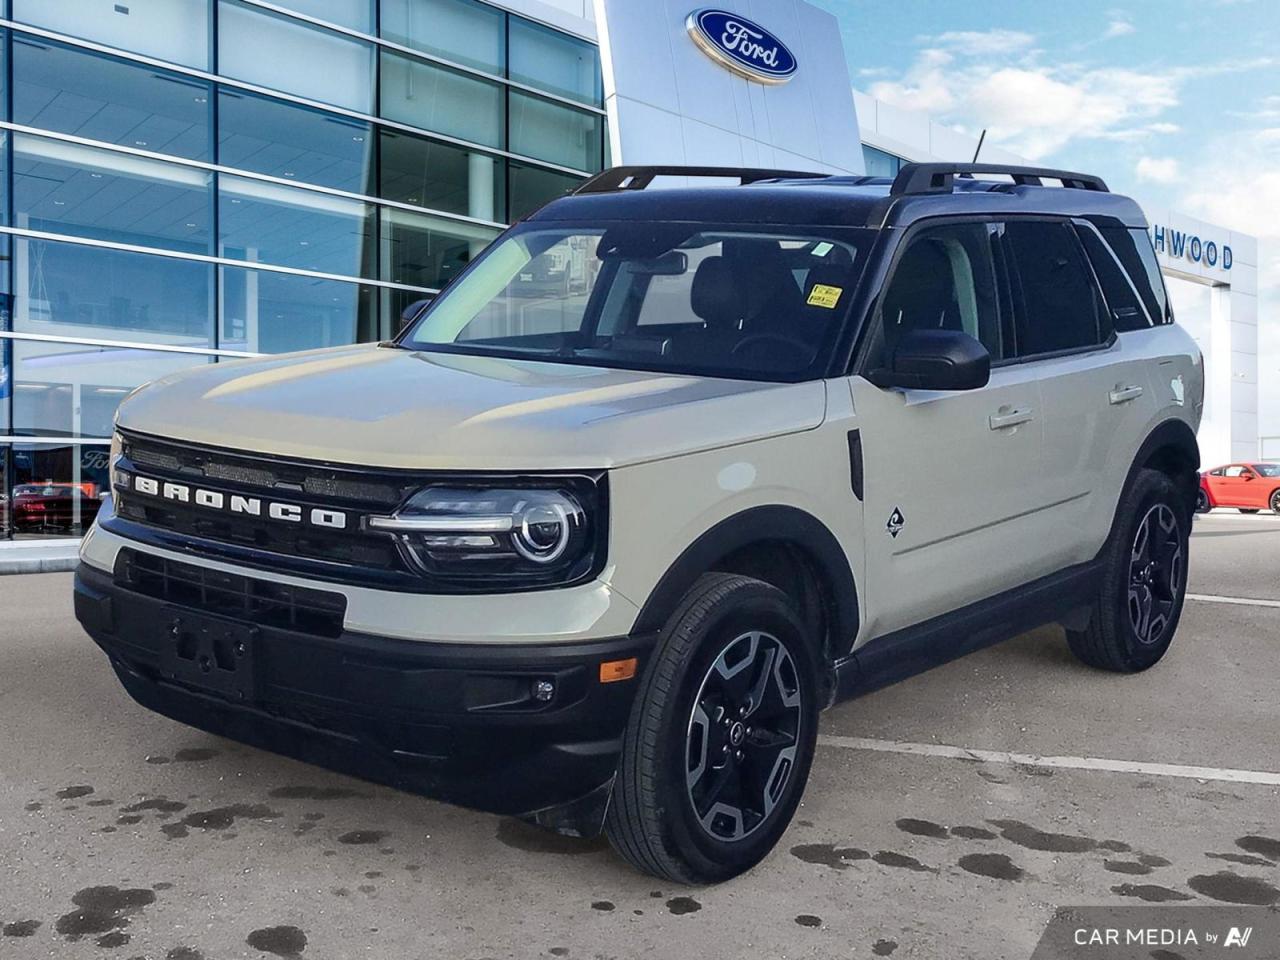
[810,0,1280,442]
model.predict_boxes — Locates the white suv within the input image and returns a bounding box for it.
[75,163,1203,883]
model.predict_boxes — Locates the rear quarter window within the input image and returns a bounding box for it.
[1099,225,1172,327]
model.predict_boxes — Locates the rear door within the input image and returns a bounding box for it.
[850,219,1046,637]
[1217,465,1258,507]
[1000,219,1158,572]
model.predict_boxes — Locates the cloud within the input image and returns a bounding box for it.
[930,29,1036,56]
[1104,18,1136,38]
[867,39,1272,160]
[1135,156,1181,183]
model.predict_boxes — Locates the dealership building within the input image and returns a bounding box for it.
[0,0,1262,543]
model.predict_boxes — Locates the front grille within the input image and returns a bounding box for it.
[114,431,419,581]
[115,548,348,638]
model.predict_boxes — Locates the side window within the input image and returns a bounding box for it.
[1076,226,1150,332]
[1209,467,1225,477]
[1003,221,1107,356]
[876,222,1010,365]
[1224,465,1248,478]
[1100,226,1172,326]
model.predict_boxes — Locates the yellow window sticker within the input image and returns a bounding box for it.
[807,284,843,309]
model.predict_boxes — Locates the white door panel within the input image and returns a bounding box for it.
[1035,340,1159,569]
[850,367,1046,638]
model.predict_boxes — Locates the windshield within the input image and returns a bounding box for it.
[1254,464,1280,477]
[401,222,874,381]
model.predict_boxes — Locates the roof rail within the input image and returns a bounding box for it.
[890,163,1109,197]
[571,165,829,195]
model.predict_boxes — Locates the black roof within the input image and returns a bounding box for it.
[529,164,1149,230]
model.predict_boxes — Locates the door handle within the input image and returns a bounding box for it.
[989,408,1035,430]
[1109,385,1145,405]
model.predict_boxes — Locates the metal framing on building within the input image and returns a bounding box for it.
[0,0,608,540]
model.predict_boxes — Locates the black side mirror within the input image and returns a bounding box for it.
[869,328,991,391]
[399,297,435,332]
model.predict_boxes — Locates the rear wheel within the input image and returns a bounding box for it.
[1067,469,1189,673]
[606,573,820,883]
[1195,489,1210,514]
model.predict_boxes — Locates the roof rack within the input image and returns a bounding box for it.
[890,163,1109,196]
[571,165,829,195]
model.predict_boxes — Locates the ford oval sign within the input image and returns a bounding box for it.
[686,9,798,85]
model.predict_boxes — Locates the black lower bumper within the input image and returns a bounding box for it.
[74,561,650,829]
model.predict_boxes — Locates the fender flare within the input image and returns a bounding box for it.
[1117,418,1201,530]
[631,505,860,661]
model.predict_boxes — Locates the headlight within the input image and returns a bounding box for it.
[367,479,605,590]
[109,431,129,492]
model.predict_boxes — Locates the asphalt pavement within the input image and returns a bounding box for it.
[1,511,1277,959]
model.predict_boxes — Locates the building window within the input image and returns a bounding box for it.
[11,340,214,438]
[379,50,505,150]
[862,144,903,179]
[379,129,504,222]
[13,240,215,349]
[380,207,500,292]
[218,176,376,280]
[13,133,214,255]
[7,443,114,538]
[508,162,580,222]
[218,0,375,114]
[267,0,375,33]
[13,0,211,70]
[219,267,378,354]
[217,89,375,195]
[508,17,602,107]
[0,339,10,435]
[13,36,213,161]
[380,0,506,76]
[508,92,603,173]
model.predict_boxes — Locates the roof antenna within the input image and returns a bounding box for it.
[972,129,987,163]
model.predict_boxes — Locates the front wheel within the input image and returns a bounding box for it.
[606,573,820,883]
[1271,489,1280,515]
[1195,489,1211,514]
[1067,469,1189,673]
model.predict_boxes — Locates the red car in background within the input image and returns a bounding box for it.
[11,482,103,533]
[1197,463,1280,515]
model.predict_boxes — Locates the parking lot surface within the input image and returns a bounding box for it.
[1,512,1278,960]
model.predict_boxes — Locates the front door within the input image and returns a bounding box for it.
[851,220,1045,639]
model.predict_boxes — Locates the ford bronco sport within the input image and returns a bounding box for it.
[75,163,1203,883]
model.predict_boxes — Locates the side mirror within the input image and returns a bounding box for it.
[399,297,435,332]
[869,329,991,391]
[1243,472,1256,481]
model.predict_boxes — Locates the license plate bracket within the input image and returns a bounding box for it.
[158,609,258,702]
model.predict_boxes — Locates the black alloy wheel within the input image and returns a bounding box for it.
[684,630,803,843]
[1127,503,1184,648]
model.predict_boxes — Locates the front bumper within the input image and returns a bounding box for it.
[74,561,653,828]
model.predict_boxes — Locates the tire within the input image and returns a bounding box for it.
[1195,489,1211,514]
[1067,469,1189,673]
[1272,489,1280,515]
[1239,508,1261,515]
[606,573,820,884]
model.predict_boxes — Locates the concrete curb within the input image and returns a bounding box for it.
[0,541,82,576]
[0,556,80,575]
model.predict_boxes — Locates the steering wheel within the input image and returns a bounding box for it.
[731,333,812,366]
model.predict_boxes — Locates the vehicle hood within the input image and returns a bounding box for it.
[116,344,827,470]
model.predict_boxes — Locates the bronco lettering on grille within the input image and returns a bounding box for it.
[131,476,348,530]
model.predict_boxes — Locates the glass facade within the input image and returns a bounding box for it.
[0,1,605,538]
[862,144,904,178]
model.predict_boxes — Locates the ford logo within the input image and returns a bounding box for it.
[686,9,798,85]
